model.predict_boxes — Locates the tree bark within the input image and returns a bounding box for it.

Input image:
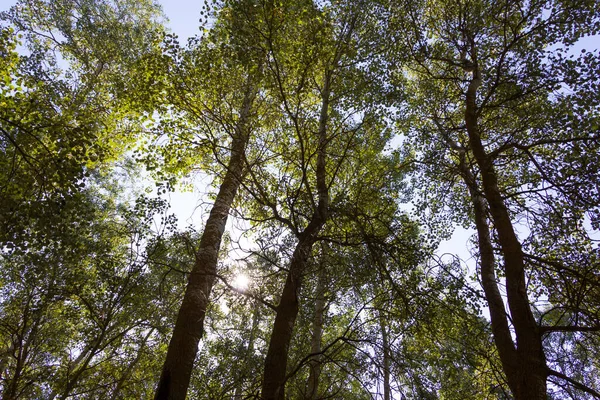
[456,155,519,383]
[463,56,547,399]
[154,83,256,400]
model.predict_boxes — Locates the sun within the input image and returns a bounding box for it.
[232,274,250,291]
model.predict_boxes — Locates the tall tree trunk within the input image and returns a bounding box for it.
[154,83,257,400]
[379,312,391,400]
[459,159,520,390]
[261,73,331,400]
[306,262,327,400]
[261,238,320,400]
[463,53,547,399]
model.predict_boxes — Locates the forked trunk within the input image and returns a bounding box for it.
[261,72,331,400]
[463,56,547,399]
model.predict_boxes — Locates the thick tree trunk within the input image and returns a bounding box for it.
[261,73,331,400]
[261,239,318,400]
[463,62,547,399]
[306,264,327,400]
[154,85,256,400]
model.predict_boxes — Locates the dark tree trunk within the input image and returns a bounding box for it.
[463,59,547,399]
[458,156,520,386]
[154,85,256,400]
[261,238,319,400]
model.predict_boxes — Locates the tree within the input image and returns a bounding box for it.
[149,0,272,397]
[1,0,164,250]
[232,1,398,396]
[386,0,600,397]
[1,2,169,398]
[0,169,178,399]
[2,0,599,398]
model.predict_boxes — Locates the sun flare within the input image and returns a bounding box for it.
[232,274,250,291]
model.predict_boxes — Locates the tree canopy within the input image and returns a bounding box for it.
[1,0,599,399]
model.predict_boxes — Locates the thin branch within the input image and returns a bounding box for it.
[540,325,600,335]
[547,368,600,399]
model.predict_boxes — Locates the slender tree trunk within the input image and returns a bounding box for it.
[261,73,331,400]
[111,328,155,400]
[379,312,391,400]
[463,56,547,399]
[306,263,327,400]
[154,83,257,400]
[233,299,261,399]
[4,299,37,400]
[458,159,522,388]
[56,322,112,400]
[3,345,24,400]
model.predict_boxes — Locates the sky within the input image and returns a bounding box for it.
[158,0,203,41]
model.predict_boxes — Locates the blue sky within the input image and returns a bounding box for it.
[159,0,203,41]
[0,0,203,40]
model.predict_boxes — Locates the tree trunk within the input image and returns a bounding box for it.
[261,72,331,400]
[154,83,256,400]
[463,58,547,399]
[457,156,520,387]
[306,263,327,400]
[261,239,316,400]
[4,299,37,400]
[379,312,391,400]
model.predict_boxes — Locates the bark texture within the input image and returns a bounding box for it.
[154,85,256,400]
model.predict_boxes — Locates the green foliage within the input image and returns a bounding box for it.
[0,171,177,398]
[1,0,599,398]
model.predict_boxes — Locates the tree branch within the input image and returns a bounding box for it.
[540,325,600,335]
[547,368,600,399]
